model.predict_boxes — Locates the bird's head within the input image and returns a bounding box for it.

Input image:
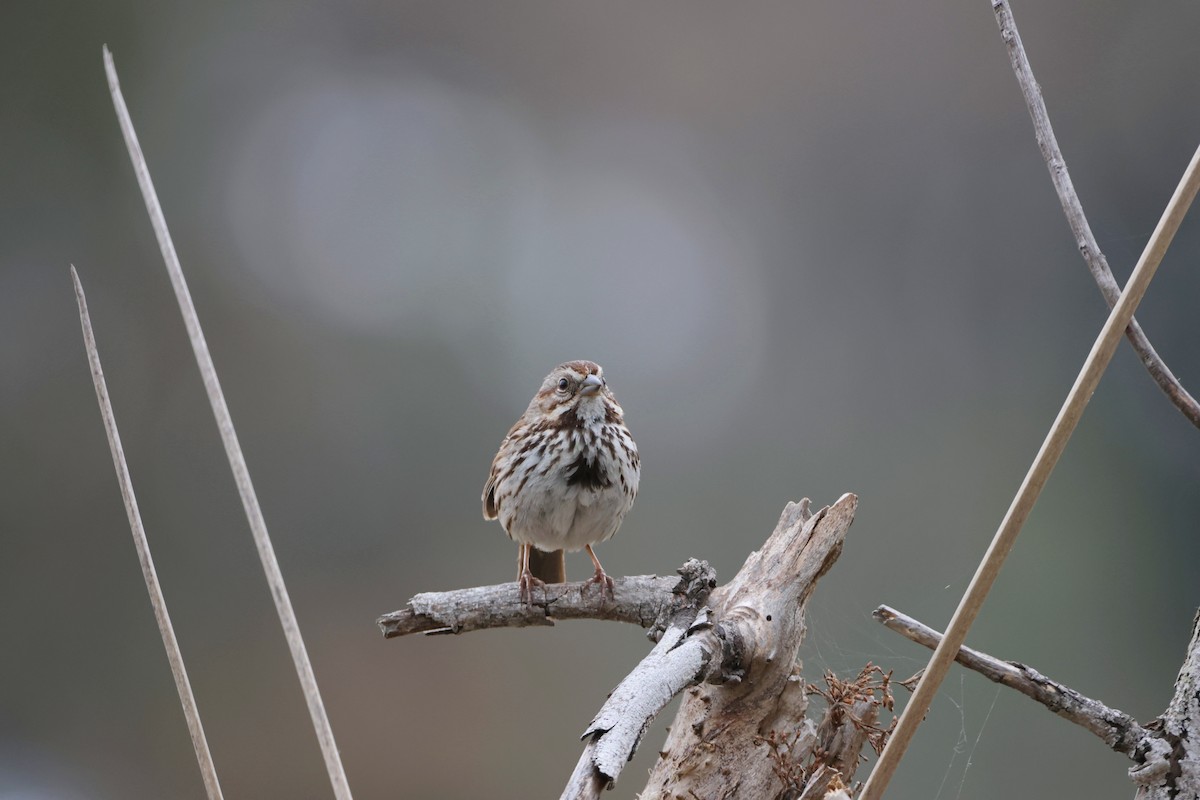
[530,360,620,424]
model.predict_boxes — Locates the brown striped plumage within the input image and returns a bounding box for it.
[483,361,640,602]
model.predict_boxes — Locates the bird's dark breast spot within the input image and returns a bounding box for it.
[565,453,612,490]
[556,407,584,430]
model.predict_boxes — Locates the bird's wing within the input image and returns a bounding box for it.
[482,463,500,520]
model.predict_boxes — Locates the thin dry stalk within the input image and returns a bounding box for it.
[102,47,353,799]
[860,143,1200,800]
[72,266,224,800]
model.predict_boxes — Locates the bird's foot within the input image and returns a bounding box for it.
[518,569,547,607]
[583,567,615,603]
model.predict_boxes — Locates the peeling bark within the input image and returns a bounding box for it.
[640,495,859,798]
[1133,611,1200,799]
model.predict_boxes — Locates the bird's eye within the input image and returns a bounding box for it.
[557,377,570,391]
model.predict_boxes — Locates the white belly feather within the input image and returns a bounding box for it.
[504,473,634,551]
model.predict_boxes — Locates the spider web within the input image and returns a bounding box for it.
[932,675,1001,800]
[799,595,1001,799]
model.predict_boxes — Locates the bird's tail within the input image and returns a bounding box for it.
[525,548,566,583]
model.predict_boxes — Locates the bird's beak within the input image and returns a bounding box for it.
[579,374,604,396]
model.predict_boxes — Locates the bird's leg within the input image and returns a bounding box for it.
[583,544,615,601]
[516,543,545,606]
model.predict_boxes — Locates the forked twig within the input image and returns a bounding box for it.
[860,141,1200,800]
[992,0,1200,428]
[102,47,353,798]
[72,266,224,800]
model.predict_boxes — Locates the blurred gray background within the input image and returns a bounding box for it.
[4,1,1200,798]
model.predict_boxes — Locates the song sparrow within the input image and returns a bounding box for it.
[482,360,640,602]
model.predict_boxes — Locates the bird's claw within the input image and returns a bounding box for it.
[583,568,615,603]
[518,570,547,607]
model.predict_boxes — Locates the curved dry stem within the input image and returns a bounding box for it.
[992,0,1200,428]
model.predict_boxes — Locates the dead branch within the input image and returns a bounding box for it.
[563,561,718,799]
[873,605,1151,758]
[378,573,699,639]
[381,495,869,799]
[874,603,1200,796]
[991,0,1200,429]
[1131,610,1200,798]
[640,494,858,798]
